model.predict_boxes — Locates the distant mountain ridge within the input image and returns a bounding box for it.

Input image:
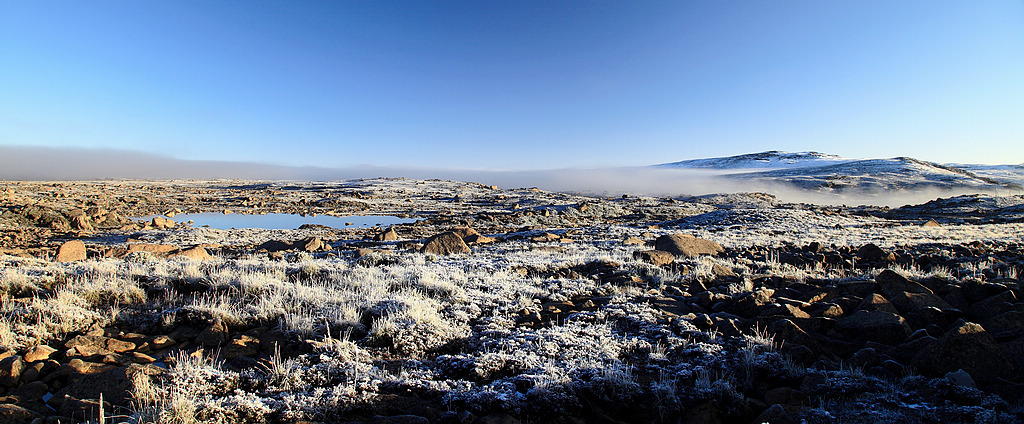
[656,150,851,169]
[657,151,1024,192]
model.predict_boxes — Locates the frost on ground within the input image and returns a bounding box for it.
[1,178,1023,423]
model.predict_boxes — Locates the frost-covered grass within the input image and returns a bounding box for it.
[4,198,1023,422]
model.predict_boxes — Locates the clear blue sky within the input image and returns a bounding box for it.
[2,1,1022,169]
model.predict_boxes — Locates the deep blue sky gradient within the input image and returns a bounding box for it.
[2,1,1022,168]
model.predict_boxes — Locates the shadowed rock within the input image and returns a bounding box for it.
[375,227,399,241]
[633,250,674,266]
[0,355,25,388]
[912,321,1013,383]
[838,310,911,345]
[0,404,41,424]
[856,243,893,262]
[53,364,165,407]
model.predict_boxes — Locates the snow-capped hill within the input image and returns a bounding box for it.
[657,150,852,169]
[740,157,1018,192]
[653,151,1022,193]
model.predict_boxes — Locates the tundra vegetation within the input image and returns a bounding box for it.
[1,179,1023,423]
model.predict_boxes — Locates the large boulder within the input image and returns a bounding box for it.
[856,243,894,262]
[421,232,470,255]
[56,239,87,262]
[655,234,723,258]
[911,321,1013,383]
[856,293,899,314]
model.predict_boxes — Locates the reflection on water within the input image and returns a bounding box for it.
[141,213,417,230]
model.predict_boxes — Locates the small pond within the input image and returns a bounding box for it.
[141,213,417,230]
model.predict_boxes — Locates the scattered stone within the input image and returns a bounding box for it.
[151,216,175,229]
[150,335,176,350]
[531,232,561,242]
[55,364,164,407]
[622,236,644,245]
[64,358,115,375]
[375,227,399,241]
[223,335,260,359]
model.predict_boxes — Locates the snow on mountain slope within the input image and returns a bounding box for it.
[654,151,1023,193]
[738,157,1018,192]
[656,150,853,169]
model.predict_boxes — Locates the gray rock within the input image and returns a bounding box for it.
[655,234,723,258]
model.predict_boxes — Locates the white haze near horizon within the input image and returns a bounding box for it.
[0,145,1014,208]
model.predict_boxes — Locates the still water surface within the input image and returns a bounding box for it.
[142,213,416,230]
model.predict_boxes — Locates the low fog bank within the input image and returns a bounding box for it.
[468,167,1019,208]
[2,146,1016,208]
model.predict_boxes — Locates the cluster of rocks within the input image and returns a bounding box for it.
[1,327,172,423]
[0,308,323,424]
[631,237,1024,405]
